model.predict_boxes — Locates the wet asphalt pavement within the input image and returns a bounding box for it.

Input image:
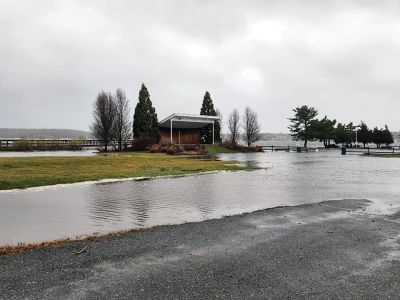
[1,199,400,299]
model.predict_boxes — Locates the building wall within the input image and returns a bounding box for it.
[159,128,201,144]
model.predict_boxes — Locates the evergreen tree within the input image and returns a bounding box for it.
[133,84,160,141]
[333,123,346,145]
[372,127,384,148]
[357,121,372,148]
[346,122,356,146]
[288,105,318,147]
[309,116,337,148]
[200,91,221,144]
[333,122,354,146]
[382,124,394,146]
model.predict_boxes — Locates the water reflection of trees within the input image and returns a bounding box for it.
[86,183,125,226]
[188,175,217,218]
[125,181,155,225]
[85,175,228,229]
[86,181,153,227]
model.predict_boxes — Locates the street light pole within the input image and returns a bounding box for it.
[354,124,362,148]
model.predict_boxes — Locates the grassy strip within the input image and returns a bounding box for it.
[205,145,235,154]
[379,154,400,158]
[0,152,252,190]
[205,144,264,153]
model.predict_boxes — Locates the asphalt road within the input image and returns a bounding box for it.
[1,199,400,299]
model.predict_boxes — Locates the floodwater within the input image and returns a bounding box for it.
[0,150,98,157]
[1,150,400,246]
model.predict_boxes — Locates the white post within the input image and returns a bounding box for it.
[170,119,173,144]
[212,121,215,145]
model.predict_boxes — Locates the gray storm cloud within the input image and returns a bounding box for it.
[1,0,399,132]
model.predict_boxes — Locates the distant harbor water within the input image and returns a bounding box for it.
[0,150,400,246]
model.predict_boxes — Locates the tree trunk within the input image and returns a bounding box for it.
[104,142,108,152]
[118,139,122,151]
[304,139,308,148]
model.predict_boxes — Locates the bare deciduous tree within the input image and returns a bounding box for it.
[227,109,240,144]
[242,106,261,147]
[114,88,131,151]
[90,91,116,152]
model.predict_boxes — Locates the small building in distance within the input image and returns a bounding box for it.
[158,113,220,145]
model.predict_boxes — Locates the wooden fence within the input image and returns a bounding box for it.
[261,145,319,152]
[0,139,133,150]
[261,145,400,155]
[344,147,400,155]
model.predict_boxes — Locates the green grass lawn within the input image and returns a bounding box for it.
[0,152,251,190]
[380,154,400,158]
[205,145,234,154]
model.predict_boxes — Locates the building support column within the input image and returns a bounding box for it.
[212,121,215,145]
[170,119,173,144]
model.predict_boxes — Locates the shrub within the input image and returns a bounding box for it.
[183,144,204,152]
[249,146,264,152]
[10,139,83,151]
[220,141,264,153]
[131,136,158,151]
[145,144,205,155]
[146,144,161,153]
[164,145,178,154]
[145,144,178,154]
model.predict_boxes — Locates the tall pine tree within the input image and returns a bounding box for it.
[288,105,318,147]
[382,124,394,146]
[133,84,160,140]
[200,91,221,144]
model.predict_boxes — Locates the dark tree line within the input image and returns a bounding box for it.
[288,105,394,148]
[91,84,159,152]
[91,86,225,151]
[349,122,393,148]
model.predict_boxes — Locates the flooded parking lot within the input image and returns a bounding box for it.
[0,150,400,246]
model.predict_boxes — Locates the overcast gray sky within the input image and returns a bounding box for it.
[1,0,400,132]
